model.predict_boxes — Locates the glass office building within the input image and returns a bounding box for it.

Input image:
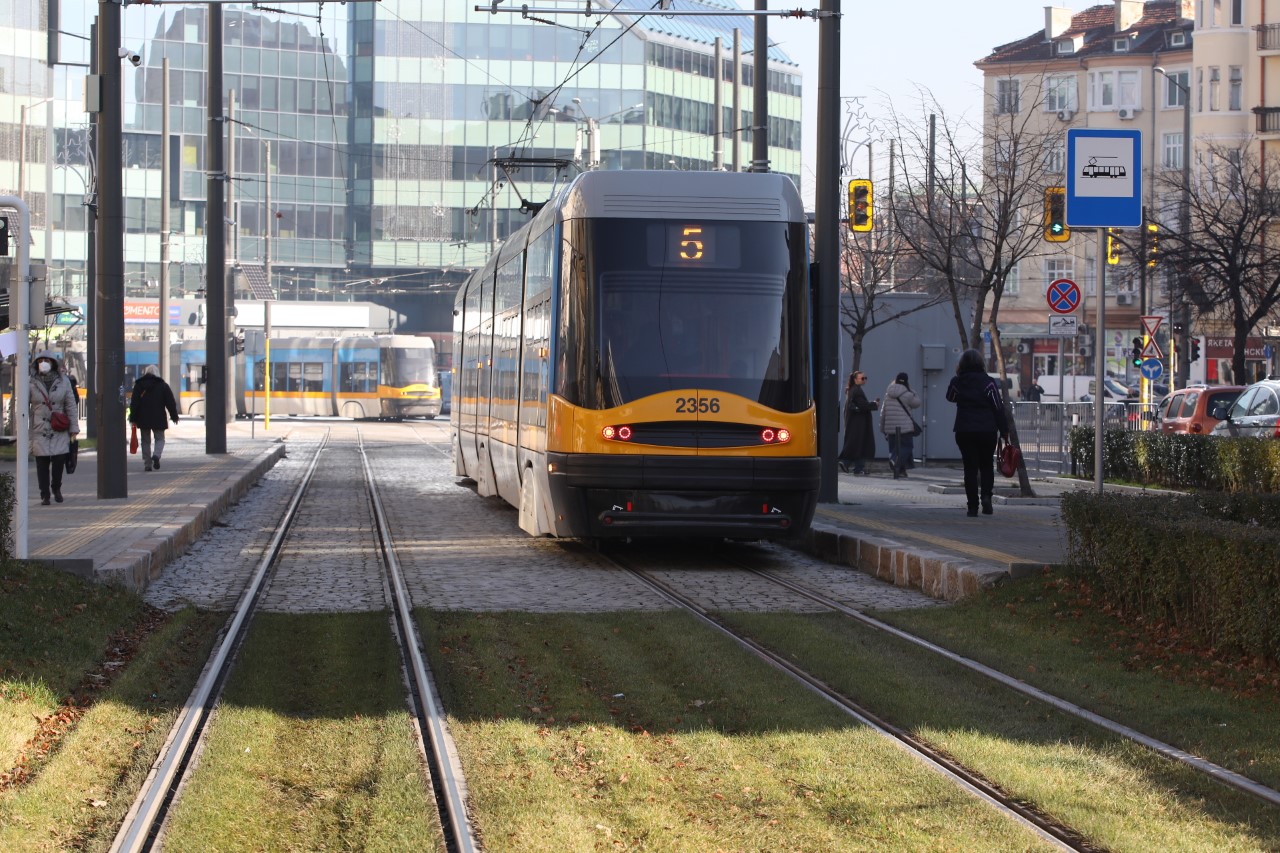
[2,0,801,330]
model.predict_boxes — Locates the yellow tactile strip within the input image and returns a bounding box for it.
[31,457,248,558]
[814,505,1025,567]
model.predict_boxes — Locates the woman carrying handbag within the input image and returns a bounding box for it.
[28,351,81,505]
[880,372,922,479]
[945,349,1009,517]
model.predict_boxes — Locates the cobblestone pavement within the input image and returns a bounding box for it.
[145,421,943,615]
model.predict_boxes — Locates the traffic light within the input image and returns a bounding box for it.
[0,215,8,257]
[1146,222,1158,267]
[1190,337,1201,362]
[848,179,873,233]
[1131,337,1144,367]
[1106,228,1122,265]
[1043,187,1069,242]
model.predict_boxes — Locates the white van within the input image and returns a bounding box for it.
[1036,375,1093,402]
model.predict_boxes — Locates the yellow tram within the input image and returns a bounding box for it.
[453,170,818,539]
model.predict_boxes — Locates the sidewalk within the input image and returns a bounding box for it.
[798,461,1091,601]
[6,419,287,589]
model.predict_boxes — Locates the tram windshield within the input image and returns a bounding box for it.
[586,218,810,412]
[384,346,436,388]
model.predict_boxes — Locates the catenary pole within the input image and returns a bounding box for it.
[814,0,840,501]
[95,0,126,498]
[205,2,227,453]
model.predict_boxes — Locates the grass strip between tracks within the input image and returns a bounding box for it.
[157,612,443,853]
[417,609,1058,853]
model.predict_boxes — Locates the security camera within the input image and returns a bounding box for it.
[118,48,140,66]
[129,54,141,67]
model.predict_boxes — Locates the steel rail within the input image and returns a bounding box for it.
[579,547,1088,852]
[751,565,1280,809]
[360,435,479,853]
[110,432,330,853]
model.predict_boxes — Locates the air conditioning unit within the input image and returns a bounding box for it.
[1118,107,1136,120]
[1116,293,1136,306]
[1056,109,1075,122]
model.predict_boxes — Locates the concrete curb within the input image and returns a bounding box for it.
[792,521,1009,602]
[94,442,287,591]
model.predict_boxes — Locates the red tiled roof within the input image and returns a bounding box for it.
[977,1,1190,67]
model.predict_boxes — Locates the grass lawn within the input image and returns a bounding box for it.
[0,558,224,852]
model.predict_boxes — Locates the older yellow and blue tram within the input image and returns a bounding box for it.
[452,170,818,539]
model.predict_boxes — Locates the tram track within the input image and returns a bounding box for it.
[575,542,1096,852]
[108,430,479,853]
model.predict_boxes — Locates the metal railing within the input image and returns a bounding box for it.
[1010,401,1158,476]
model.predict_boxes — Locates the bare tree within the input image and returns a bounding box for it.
[837,215,942,376]
[1154,141,1280,383]
[883,84,1064,355]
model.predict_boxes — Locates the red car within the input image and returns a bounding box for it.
[1157,385,1244,435]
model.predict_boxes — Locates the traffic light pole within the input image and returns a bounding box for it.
[1093,229,1106,494]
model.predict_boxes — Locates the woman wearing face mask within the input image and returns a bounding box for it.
[28,351,80,505]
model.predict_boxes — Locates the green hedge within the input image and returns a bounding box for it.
[1060,491,1280,661]
[1068,427,1280,492]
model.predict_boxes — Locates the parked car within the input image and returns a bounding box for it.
[1157,384,1244,435]
[1209,379,1280,438]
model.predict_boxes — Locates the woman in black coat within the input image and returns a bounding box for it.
[838,371,879,475]
[128,365,180,472]
[945,349,1009,516]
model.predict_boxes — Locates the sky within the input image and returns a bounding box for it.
[768,0,1099,205]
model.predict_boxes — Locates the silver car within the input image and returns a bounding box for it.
[1209,379,1280,439]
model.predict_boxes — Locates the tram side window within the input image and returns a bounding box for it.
[303,361,325,393]
[341,361,377,393]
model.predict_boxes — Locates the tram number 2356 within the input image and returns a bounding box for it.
[675,396,721,414]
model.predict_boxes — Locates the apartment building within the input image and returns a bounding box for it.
[975,1,1205,382]
[1,0,802,334]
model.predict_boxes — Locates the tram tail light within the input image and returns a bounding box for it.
[760,428,791,444]
[602,425,633,441]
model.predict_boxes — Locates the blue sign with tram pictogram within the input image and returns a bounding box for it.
[1046,278,1081,315]
[1140,359,1164,381]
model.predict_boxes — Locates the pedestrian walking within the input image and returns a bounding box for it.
[128,365,180,472]
[945,349,1009,517]
[28,351,80,505]
[881,372,922,479]
[838,371,878,475]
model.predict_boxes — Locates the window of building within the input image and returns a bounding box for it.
[1113,38,1129,53]
[1229,66,1242,110]
[1089,70,1115,108]
[1232,0,1243,25]
[1044,74,1076,112]
[1044,143,1066,174]
[1117,70,1140,108]
[1212,0,1222,27]
[1196,67,1204,112]
[1209,66,1220,111]
[1170,31,1187,47]
[1056,39,1075,55]
[1046,258,1072,296]
[1163,69,1189,108]
[1004,263,1020,296]
[1163,132,1184,170]
[996,78,1020,114]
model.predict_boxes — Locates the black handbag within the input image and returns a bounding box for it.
[66,439,78,474]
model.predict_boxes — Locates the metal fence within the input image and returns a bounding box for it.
[1010,401,1159,475]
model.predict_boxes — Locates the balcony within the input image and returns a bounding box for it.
[1254,106,1280,134]
[1256,23,1280,51]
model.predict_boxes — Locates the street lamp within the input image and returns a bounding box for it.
[1154,66,1192,389]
